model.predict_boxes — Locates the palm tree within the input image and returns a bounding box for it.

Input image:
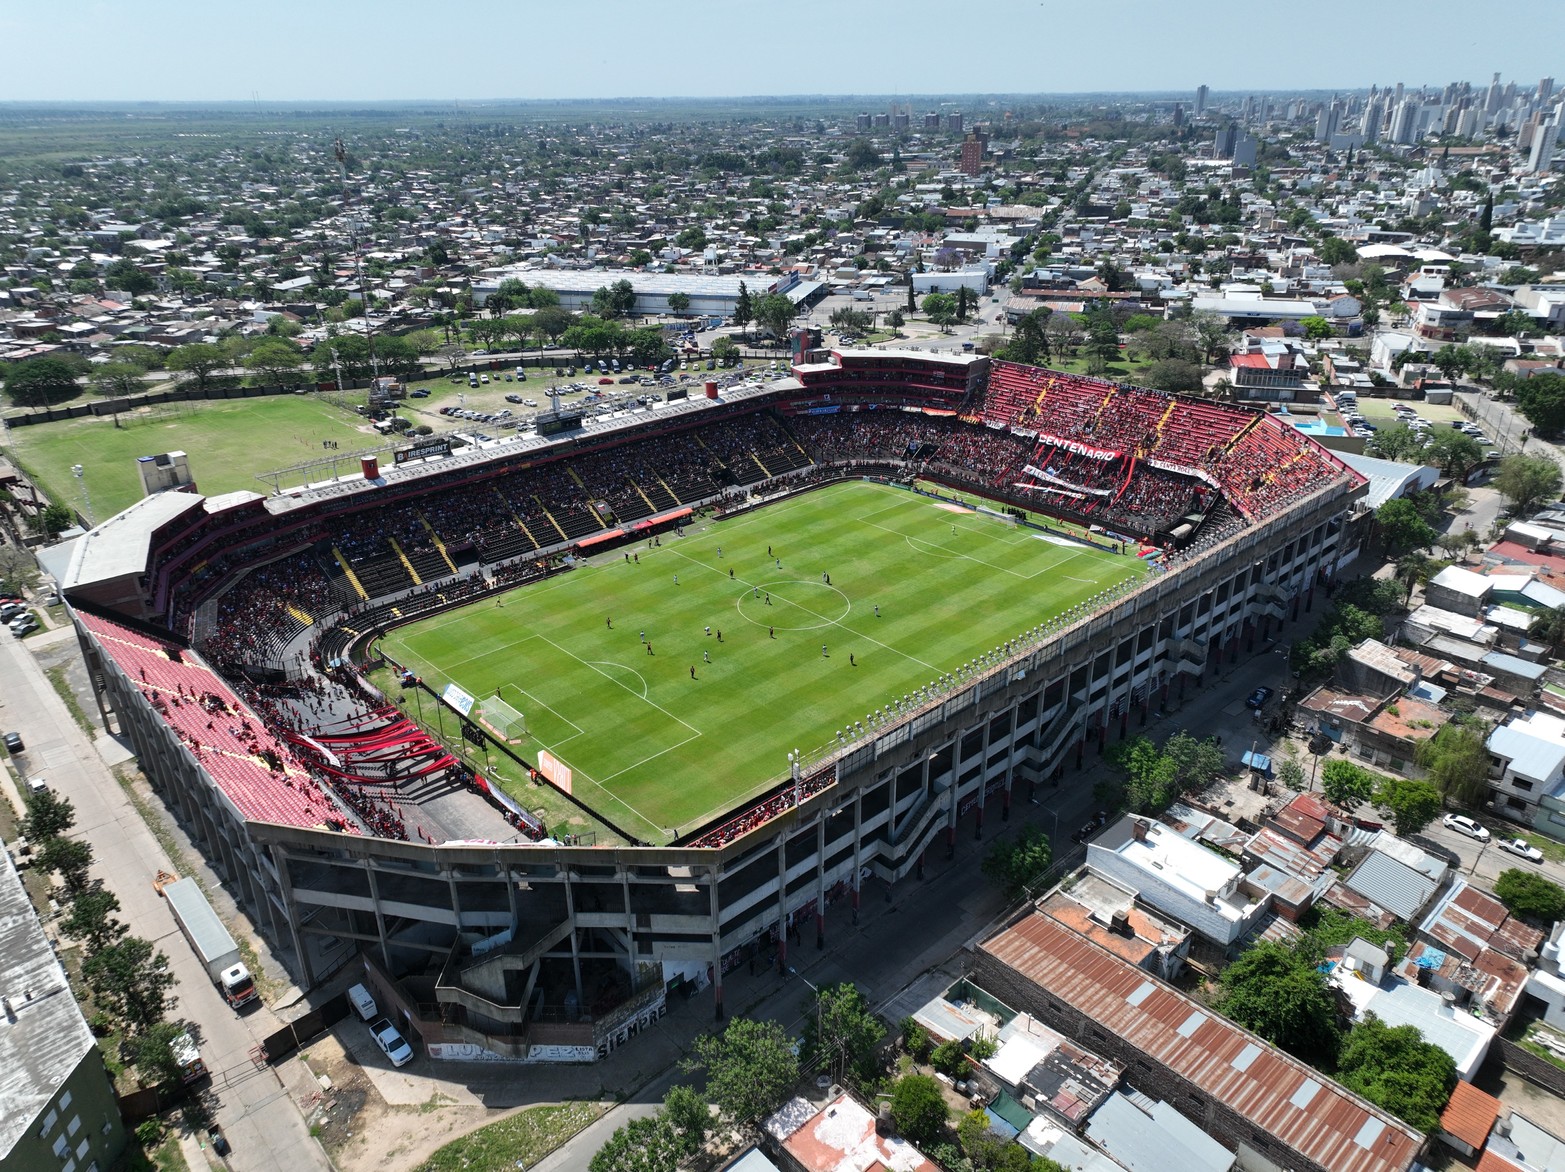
[1530,605,1565,657]
[1395,552,1432,594]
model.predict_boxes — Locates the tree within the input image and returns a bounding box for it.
[711,336,739,362]
[2,356,84,407]
[1375,497,1437,555]
[890,1074,948,1146]
[683,1017,798,1130]
[661,1085,711,1155]
[371,334,423,382]
[59,888,127,953]
[1108,735,1179,813]
[1515,374,1565,437]
[1366,423,1427,464]
[1278,758,1307,792]
[37,836,94,895]
[105,257,156,296]
[752,292,797,342]
[808,982,884,1084]
[244,339,304,387]
[734,281,753,335]
[981,825,1054,901]
[1374,776,1444,837]
[20,787,76,841]
[0,546,40,598]
[1423,429,1484,481]
[124,1021,191,1090]
[1191,310,1234,364]
[1530,605,1565,657]
[165,343,228,391]
[589,1114,685,1172]
[667,292,691,315]
[1494,454,1563,515]
[533,305,575,346]
[1320,760,1377,809]
[1336,1014,1456,1133]
[1215,941,1341,1066]
[1298,315,1335,341]
[1416,723,1492,805]
[1162,731,1226,792]
[1493,869,1565,924]
[90,361,146,399]
[1145,358,1203,394]
[922,293,958,329]
[1479,193,1494,233]
[82,937,178,1036]
[1319,237,1359,266]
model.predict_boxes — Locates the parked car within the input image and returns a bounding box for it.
[505,393,522,404]
[10,617,39,637]
[409,388,430,398]
[1245,686,1274,710]
[1497,836,1544,862]
[3,731,22,755]
[1442,812,1491,842]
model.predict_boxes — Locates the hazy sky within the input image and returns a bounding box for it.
[3,0,1561,103]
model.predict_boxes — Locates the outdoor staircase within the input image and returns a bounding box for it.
[331,547,369,600]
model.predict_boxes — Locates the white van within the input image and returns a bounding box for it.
[347,982,378,1022]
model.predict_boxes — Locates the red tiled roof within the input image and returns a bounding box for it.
[1438,1076,1501,1149]
[980,913,1422,1172]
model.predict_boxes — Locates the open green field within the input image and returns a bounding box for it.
[3,395,377,521]
[382,481,1147,844]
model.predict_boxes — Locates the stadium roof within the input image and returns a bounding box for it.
[978,913,1422,1172]
[63,489,205,590]
[0,850,99,1159]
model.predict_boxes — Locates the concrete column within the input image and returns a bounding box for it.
[562,870,584,1012]
[815,818,827,950]
[851,792,863,925]
[709,865,724,1020]
[366,864,392,974]
[775,837,789,970]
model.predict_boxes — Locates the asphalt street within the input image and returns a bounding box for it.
[0,625,329,1172]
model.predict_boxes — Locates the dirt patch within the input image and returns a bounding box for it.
[294,1033,518,1172]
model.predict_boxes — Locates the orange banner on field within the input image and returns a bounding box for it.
[537,749,573,794]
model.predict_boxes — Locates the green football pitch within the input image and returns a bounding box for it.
[381,481,1148,844]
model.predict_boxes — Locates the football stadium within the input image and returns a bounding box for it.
[59,349,1365,1061]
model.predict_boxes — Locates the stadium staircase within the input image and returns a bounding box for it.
[402,542,451,584]
[552,504,603,540]
[644,477,681,512]
[492,488,542,548]
[532,498,570,543]
[628,481,659,518]
[285,605,314,628]
[566,465,612,528]
[418,514,460,575]
[351,551,416,596]
[665,470,715,504]
[388,537,423,586]
[330,547,369,601]
[758,445,812,475]
[733,452,771,485]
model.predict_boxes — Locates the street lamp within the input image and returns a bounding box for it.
[71,463,92,525]
[789,966,832,1082]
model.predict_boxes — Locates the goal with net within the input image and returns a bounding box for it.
[476,691,528,744]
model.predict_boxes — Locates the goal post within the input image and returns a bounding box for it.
[476,691,528,744]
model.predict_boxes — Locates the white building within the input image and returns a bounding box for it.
[1085,815,1268,947]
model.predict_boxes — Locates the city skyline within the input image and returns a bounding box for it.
[2,0,1562,104]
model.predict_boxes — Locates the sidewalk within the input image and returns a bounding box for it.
[0,624,329,1172]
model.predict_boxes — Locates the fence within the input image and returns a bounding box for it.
[4,381,309,428]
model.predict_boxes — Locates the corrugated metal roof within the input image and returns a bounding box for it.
[979,914,1421,1172]
[1084,1092,1234,1172]
[1345,851,1440,922]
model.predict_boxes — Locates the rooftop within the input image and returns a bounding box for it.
[978,912,1422,1172]
[768,1093,938,1172]
[1094,815,1242,915]
[0,849,100,1159]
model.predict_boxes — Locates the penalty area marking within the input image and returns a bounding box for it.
[1032,533,1080,547]
[498,682,586,745]
[932,502,974,514]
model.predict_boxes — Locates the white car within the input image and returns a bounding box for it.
[1443,813,1491,842]
[1497,837,1545,863]
[369,1017,414,1067]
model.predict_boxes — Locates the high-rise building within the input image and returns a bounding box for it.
[1363,103,1382,144]
[1526,111,1561,173]
[1390,99,1418,145]
[1216,122,1238,159]
[1540,77,1555,103]
[947,112,963,133]
[873,113,889,128]
[1195,84,1209,117]
[958,134,983,177]
[924,112,941,130]
[892,111,909,132]
[1172,103,1184,130]
[1485,72,1503,112]
[855,113,871,132]
[1232,133,1257,169]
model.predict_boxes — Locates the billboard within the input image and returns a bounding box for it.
[537,749,573,794]
[442,682,476,716]
[394,437,453,465]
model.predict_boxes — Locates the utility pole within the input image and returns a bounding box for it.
[334,138,379,382]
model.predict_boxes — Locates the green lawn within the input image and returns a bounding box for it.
[3,395,377,521]
[382,481,1147,843]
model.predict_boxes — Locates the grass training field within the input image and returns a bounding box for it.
[382,481,1148,844]
[4,395,376,520]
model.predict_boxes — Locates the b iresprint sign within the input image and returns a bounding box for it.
[394,437,454,464]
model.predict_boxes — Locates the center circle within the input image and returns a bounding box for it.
[736,580,852,631]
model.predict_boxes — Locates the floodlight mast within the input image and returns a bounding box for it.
[333,138,379,381]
